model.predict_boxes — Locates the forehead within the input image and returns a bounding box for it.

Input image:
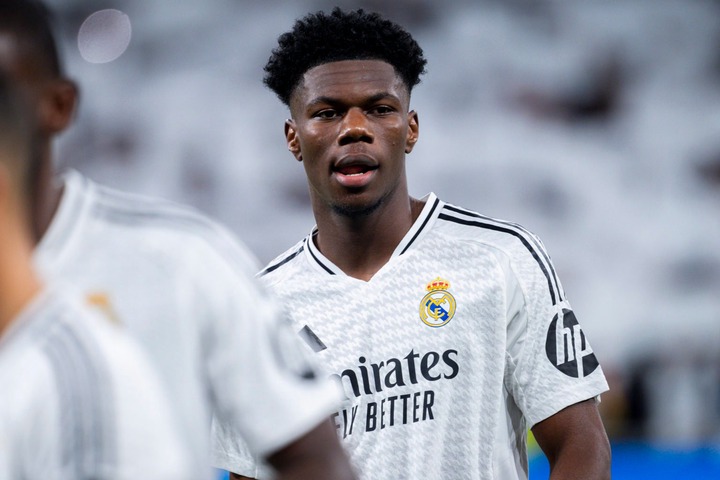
[292,59,408,106]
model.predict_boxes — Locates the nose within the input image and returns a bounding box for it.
[338,107,373,146]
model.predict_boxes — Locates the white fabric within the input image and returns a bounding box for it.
[212,193,609,479]
[33,171,342,478]
[0,287,189,479]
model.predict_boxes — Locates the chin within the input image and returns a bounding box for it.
[330,197,383,218]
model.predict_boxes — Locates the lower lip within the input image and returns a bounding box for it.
[333,170,376,188]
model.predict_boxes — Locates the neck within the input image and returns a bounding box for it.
[313,188,426,281]
[0,223,42,338]
[31,143,63,244]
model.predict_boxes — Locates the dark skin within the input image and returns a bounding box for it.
[286,60,421,281]
[230,419,355,480]
[533,399,611,479]
[278,58,611,479]
[0,32,71,243]
[0,158,42,340]
[0,27,356,480]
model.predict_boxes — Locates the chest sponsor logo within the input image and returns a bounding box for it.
[419,277,456,327]
[545,309,599,378]
[330,348,460,439]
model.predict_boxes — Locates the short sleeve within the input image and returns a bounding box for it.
[200,235,342,457]
[502,234,609,427]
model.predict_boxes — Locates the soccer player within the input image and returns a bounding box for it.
[213,8,612,480]
[0,74,189,479]
[0,2,355,479]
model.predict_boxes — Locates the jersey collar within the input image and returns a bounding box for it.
[33,170,94,277]
[303,193,443,277]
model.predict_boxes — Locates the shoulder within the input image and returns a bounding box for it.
[0,335,56,408]
[436,201,546,256]
[85,178,261,276]
[8,290,155,390]
[3,291,190,475]
[41,293,182,433]
[436,201,553,269]
[0,295,118,443]
[37,294,132,387]
[53,297,190,472]
[91,180,230,241]
[435,200,564,304]
[257,238,307,283]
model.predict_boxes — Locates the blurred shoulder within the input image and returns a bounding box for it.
[82,174,261,276]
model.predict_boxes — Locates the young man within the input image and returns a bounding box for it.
[213,8,611,480]
[0,74,189,479]
[0,2,355,479]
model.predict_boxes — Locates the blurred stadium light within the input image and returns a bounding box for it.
[77,8,131,63]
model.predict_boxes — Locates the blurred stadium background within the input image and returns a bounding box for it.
[44,0,720,477]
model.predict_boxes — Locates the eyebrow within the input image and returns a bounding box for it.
[307,92,400,108]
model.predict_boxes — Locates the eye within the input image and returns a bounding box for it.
[313,109,339,119]
[369,105,394,115]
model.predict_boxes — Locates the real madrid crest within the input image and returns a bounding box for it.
[419,277,456,327]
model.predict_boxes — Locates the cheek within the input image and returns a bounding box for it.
[383,124,407,148]
[299,126,334,154]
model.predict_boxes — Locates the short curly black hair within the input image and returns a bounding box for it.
[264,7,427,105]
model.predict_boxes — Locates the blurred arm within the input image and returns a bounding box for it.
[230,419,354,480]
[265,418,355,480]
[531,398,611,480]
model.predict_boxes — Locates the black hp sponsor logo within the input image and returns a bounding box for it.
[545,309,599,378]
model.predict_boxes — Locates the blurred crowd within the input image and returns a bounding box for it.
[45,0,720,447]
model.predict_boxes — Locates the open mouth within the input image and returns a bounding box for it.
[335,164,377,176]
[332,160,378,187]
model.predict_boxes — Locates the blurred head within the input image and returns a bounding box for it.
[268,9,426,218]
[264,7,427,106]
[0,0,77,242]
[0,72,42,329]
[0,0,76,137]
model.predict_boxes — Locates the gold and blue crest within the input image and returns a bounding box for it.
[419,277,456,327]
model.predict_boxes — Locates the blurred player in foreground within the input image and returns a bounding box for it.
[0,74,189,479]
[0,1,355,479]
[213,8,611,480]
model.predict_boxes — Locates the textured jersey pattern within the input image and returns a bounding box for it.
[255,193,608,479]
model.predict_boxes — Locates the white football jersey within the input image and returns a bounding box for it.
[213,193,609,480]
[33,171,342,478]
[0,287,189,479]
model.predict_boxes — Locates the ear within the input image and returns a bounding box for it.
[405,110,419,154]
[38,79,78,135]
[284,119,303,162]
